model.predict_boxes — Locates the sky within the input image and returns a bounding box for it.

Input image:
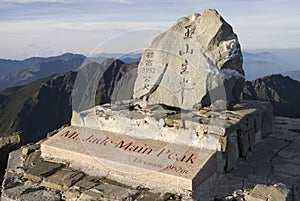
[0,0,299,59]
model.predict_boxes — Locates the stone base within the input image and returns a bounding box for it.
[4,117,300,200]
[40,100,272,192]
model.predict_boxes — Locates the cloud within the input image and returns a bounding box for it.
[3,0,132,4]
[1,0,300,59]
[118,0,131,4]
[0,18,169,59]
[3,0,71,3]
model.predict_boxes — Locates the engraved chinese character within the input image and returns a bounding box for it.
[143,83,150,90]
[184,25,195,39]
[179,44,193,56]
[143,76,151,82]
[145,51,154,59]
[145,59,153,66]
[180,60,188,74]
[179,78,193,104]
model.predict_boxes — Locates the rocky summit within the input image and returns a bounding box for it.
[68,9,272,195]
[133,9,244,110]
[0,9,285,201]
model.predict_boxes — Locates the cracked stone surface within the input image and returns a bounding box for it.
[194,116,300,200]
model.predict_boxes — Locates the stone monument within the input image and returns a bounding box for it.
[39,9,272,194]
[134,9,244,109]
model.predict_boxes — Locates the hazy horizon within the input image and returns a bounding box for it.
[0,47,299,60]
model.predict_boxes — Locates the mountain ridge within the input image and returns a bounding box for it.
[243,74,300,118]
[0,57,84,90]
[0,53,86,73]
[1,49,299,88]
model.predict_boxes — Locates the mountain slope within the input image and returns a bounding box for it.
[0,77,52,141]
[0,59,138,144]
[243,74,300,118]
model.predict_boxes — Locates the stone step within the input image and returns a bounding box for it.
[41,126,218,192]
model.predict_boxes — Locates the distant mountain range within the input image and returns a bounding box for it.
[243,49,300,81]
[0,53,86,74]
[103,49,300,81]
[0,57,84,90]
[106,49,300,81]
[0,49,299,91]
[0,53,142,90]
[0,53,85,90]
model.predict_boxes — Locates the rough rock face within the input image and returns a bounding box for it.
[133,9,244,110]
[243,74,300,118]
[0,133,21,171]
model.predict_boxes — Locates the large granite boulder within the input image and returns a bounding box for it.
[133,9,244,110]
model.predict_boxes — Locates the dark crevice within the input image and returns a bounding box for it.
[266,139,295,184]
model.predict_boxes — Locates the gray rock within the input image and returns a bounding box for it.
[225,132,239,171]
[21,144,40,156]
[0,133,22,171]
[24,150,41,167]
[63,189,81,201]
[18,188,62,201]
[41,167,84,191]
[247,184,292,201]
[1,184,29,201]
[6,149,23,171]
[73,175,103,191]
[80,183,136,201]
[24,160,62,182]
[2,182,61,201]
[2,172,23,190]
[133,9,244,110]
